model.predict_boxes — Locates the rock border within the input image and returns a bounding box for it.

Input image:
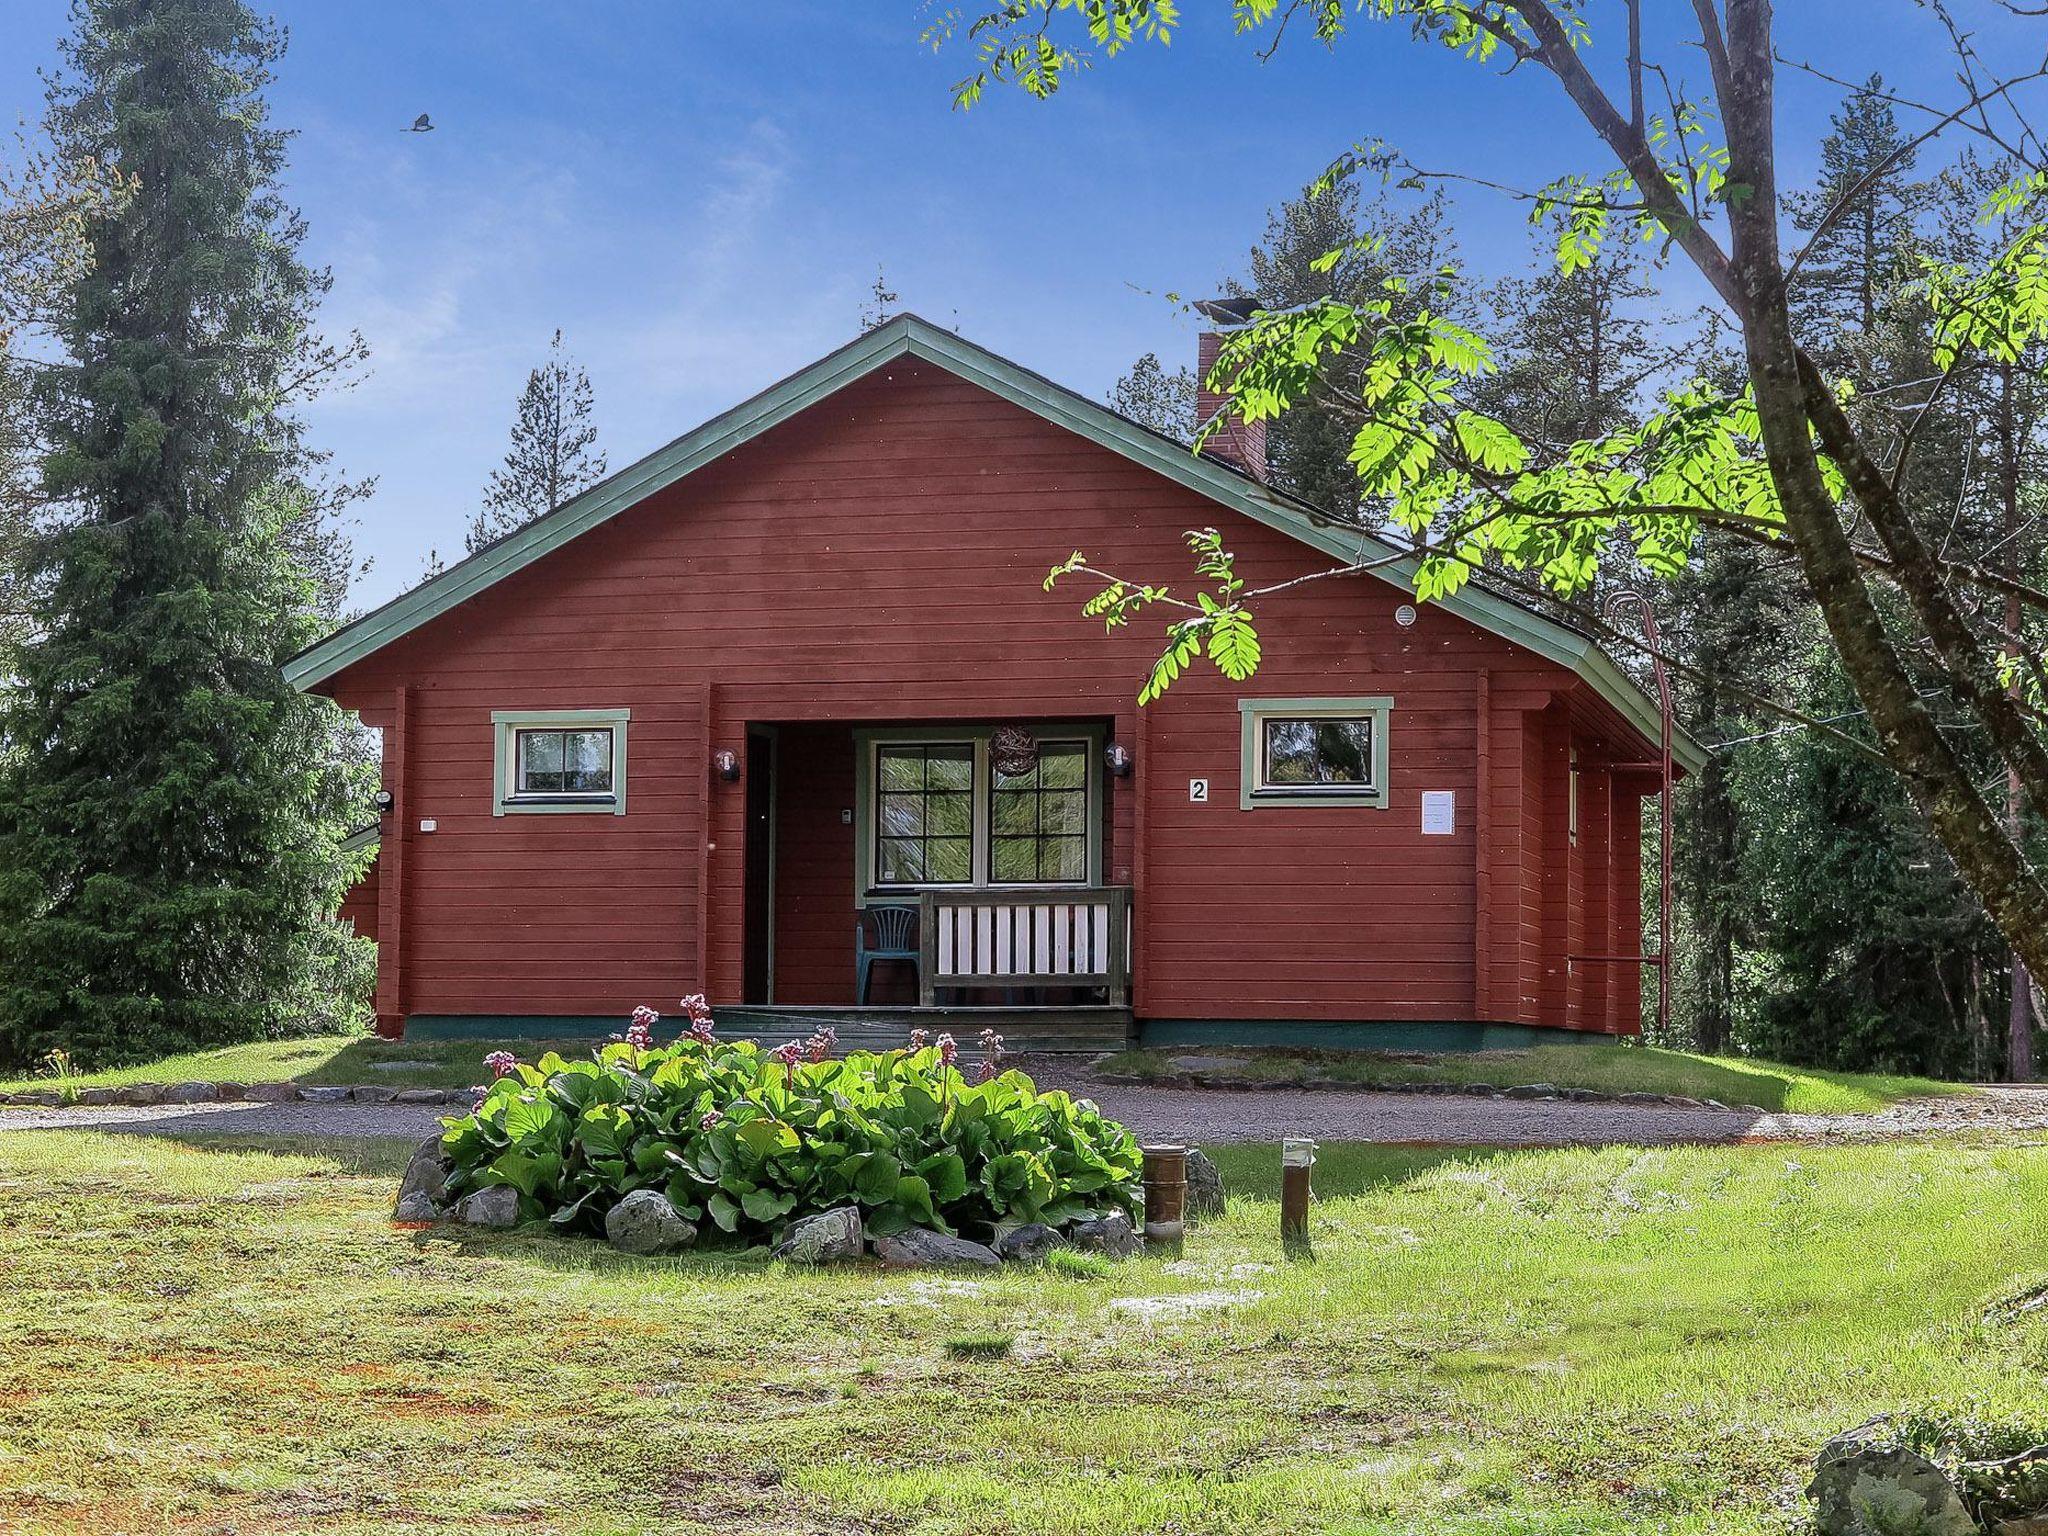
[1091,1071,1767,1113]
[0,1081,474,1108]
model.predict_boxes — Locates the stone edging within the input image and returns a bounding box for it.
[1091,1072,1769,1113]
[0,1081,470,1108]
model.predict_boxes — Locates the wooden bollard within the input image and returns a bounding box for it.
[1281,1137,1316,1258]
[1141,1143,1188,1255]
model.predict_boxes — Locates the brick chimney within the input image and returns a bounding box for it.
[1194,297,1268,483]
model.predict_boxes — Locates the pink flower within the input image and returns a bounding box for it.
[934,1033,958,1067]
[626,1005,659,1050]
[699,1109,724,1131]
[803,1026,838,1063]
[770,1041,805,1068]
[679,994,715,1044]
[973,1060,998,1084]
[484,1050,518,1079]
[908,1028,929,1050]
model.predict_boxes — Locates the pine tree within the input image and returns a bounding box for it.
[1109,351,1195,439]
[467,330,605,553]
[0,0,368,1068]
[1225,185,1463,516]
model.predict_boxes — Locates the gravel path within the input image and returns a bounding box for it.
[5,1078,2047,1147]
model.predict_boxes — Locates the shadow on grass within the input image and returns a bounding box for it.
[1202,1142,1519,1202]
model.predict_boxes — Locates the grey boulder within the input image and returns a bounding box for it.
[873,1228,1001,1268]
[992,1223,1063,1264]
[604,1189,697,1255]
[244,1081,302,1103]
[298,1085,352,1104]
[393,1136,451,1217]
[1503,1083,1558,1100]
[1068,1211,1143,1258]
[392,1189,442,1223]
[1808,1422,1974,1536]
[773,1206,864,1264]
[163,1081,218,1104]
[1184,1147,1226,1220]
[453,1186,522,1228]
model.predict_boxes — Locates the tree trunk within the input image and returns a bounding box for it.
[1718,0,2048,990]
[2000,361,2036,1082]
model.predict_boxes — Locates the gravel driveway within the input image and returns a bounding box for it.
[5,1077,2046,1147]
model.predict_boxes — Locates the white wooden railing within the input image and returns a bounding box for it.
[917,887,1132,1007]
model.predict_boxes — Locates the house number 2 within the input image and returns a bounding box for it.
[1188,778,1210,803]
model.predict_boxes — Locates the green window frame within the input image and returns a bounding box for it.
[1237,697,1392,810]
[853,725,1104,899]
[492,708,630,816]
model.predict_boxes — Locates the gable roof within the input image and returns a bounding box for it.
[287,313,1704,774]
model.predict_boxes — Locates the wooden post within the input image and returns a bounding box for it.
[917,892,938,1008]
[1281,1137,1315,1259]
[1141,1143,1187,1255]
[1105,886,1130,1008]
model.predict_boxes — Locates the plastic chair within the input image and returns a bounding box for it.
[855,903,920,1004]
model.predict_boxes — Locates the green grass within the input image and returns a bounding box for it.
[0,1033,604,1095]
[1101,1043,1965,1113]
[2,1130,2044,1534]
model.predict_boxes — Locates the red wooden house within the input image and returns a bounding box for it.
[292,314,1700,1051]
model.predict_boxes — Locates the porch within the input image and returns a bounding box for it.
[735,718,1136,1050]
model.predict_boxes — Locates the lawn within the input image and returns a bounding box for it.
[2,1130,2043,1534]
[0,1033,596,1095]
[1101,1043,1963,1113]
[6,1034,1966,1117]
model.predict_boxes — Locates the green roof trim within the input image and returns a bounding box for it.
[286,313,1703,774]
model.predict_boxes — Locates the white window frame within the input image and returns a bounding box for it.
[853,725,1104,901]
[1237,697,1392,810]
[492,708,630,816]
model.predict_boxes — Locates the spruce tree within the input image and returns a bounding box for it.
[0,0,365,1068]
[467,330,605,553]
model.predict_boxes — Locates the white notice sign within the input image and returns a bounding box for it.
[1420,791,1455,835]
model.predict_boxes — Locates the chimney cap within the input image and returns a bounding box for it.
[1193,295,1262,327]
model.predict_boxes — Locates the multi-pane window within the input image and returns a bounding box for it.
[514,727,616,797]
[863,732,1099,889]
[1260,717,1374,791]
[991,740,1088,882]
[875,743,975,885]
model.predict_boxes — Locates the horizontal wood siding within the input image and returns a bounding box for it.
[325,360,1638,1030]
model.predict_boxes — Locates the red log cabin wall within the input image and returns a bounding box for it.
[320,359,1655,1037]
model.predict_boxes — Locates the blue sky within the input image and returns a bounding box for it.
[3,1,2041,608]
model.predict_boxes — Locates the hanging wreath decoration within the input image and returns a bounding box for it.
[989,725,1038,778]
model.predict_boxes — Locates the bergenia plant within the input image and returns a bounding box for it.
[484,1050,518,1079]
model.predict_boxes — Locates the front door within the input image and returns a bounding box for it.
[742,729,776,1003]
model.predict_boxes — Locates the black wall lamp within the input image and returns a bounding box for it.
[374,788,395,814]
[1105,742,1133,779]
[712,748,741,782]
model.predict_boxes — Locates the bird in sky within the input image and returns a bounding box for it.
[404,113,434,133]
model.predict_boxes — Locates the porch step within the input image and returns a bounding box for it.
[718,1005,1132,1055]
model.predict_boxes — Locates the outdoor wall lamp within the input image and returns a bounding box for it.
[374,788,394,814]
[712,748,740,782]
[1105,742,1133,779]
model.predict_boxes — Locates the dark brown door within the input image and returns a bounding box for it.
[742,729,776,1003]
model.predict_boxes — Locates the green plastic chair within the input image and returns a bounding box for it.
[856,904,920,1004]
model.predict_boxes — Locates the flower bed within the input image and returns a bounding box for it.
[434,1002,1144,1245]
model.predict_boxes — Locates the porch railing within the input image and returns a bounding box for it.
[917,887,1132,1008]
